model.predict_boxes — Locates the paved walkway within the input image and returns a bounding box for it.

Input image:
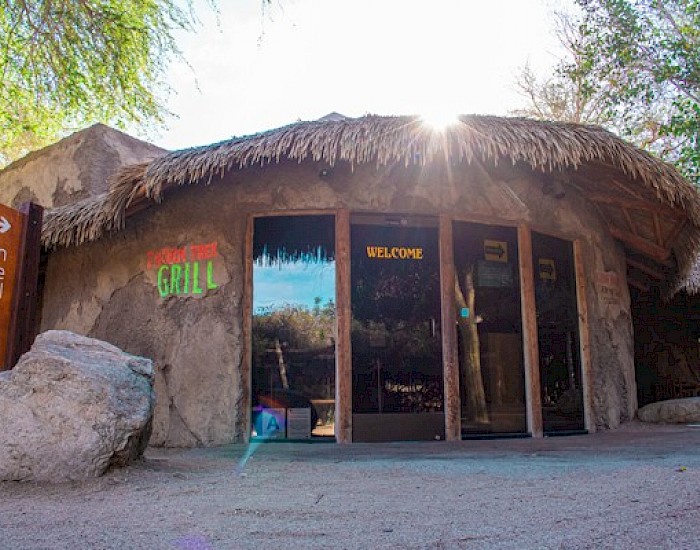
[1,422,699,549]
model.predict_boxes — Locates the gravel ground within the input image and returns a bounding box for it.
[1,422,699,550]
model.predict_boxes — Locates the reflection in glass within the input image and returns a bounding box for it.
[251,216,336,439]
[532,232,584,433]
[453,222,527,435]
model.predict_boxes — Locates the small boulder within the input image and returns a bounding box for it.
[638,397,700,424]
[0,330,154,482]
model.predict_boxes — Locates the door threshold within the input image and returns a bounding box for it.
[544,429,588,437]
[461,432,531,440]
[250,436,337,444]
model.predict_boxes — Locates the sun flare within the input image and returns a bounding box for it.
[421,109,460,131]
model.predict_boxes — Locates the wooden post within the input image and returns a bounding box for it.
[240,215,254,442]
[439,215,460,441]
[7,203,43,368]
[573,240,595,433]
[518,225,543,437]
[335,208,352,443]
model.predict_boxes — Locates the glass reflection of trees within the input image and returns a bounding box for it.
[251,216,336,438]
[453,223,526,435]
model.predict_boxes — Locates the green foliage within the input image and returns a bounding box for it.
[0,1,196,165]
[253,300,336,354]
[570,0,700,183]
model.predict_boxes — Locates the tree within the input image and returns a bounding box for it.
[572,0,700,182]
[513,11,609,125]
[515,1,700,184]
[0,1,198,165]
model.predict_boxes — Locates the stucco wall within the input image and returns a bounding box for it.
[0,124,165,209]
[40,159,636,446]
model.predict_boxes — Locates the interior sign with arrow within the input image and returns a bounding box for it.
[483,239,508,263]
[538,258,557,281]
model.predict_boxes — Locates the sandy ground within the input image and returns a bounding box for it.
[1,422,699,550]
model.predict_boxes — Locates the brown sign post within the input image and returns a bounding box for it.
[0,202,43,370]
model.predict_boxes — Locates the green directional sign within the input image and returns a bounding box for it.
[484,239,508,263]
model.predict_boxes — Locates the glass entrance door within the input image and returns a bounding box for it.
[350,215,444,442]
[453,222,527,436]
[251,215,336,440]
[532,232,585,433]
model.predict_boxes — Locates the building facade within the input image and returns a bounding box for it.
[37,116,700,446]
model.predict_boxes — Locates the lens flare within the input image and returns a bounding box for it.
[421,110,459,131]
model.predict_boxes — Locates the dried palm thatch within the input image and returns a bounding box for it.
[681,263,700,295]
[42,114,700,290]
[42,162,150,250]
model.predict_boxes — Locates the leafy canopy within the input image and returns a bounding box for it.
[569,0,700,183]
[0,1,195,165]
[515,1,700,184]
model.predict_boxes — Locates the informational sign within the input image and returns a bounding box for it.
[286,408,312,439]
[146,241,220,299]
[0,204,26,368]
[258,408,286,439]
[477,260,514,287]
[538,258,557,281]
[484,240,508,263]
[596,271,621,305]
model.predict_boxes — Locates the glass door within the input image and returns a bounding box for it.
[350,215,444,442]
[251,215,336,440]
[453,222,527,436]
[532,232,585,433]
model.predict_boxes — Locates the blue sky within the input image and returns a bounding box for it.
[253,260,335,311]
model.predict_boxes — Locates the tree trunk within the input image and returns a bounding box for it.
[455,270,489,424]
[274,338,289,390]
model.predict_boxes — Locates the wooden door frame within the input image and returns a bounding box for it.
[243,214,593,443]
[573,239,595,433]
[518,225,544,437]
[242,210,342,442]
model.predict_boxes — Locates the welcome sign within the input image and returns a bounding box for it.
[366,246,424,260]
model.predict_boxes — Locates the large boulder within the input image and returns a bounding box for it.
[0,330,154,482]
[638,397,700,424]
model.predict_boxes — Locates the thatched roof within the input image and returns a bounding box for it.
[680,261,700,295]
[41,114,700,294]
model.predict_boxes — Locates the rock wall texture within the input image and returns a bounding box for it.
[0,124,165,209]
[40,159,637,446]
[0,331,154,482]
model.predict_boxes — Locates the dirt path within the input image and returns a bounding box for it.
[1,422,699,549]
